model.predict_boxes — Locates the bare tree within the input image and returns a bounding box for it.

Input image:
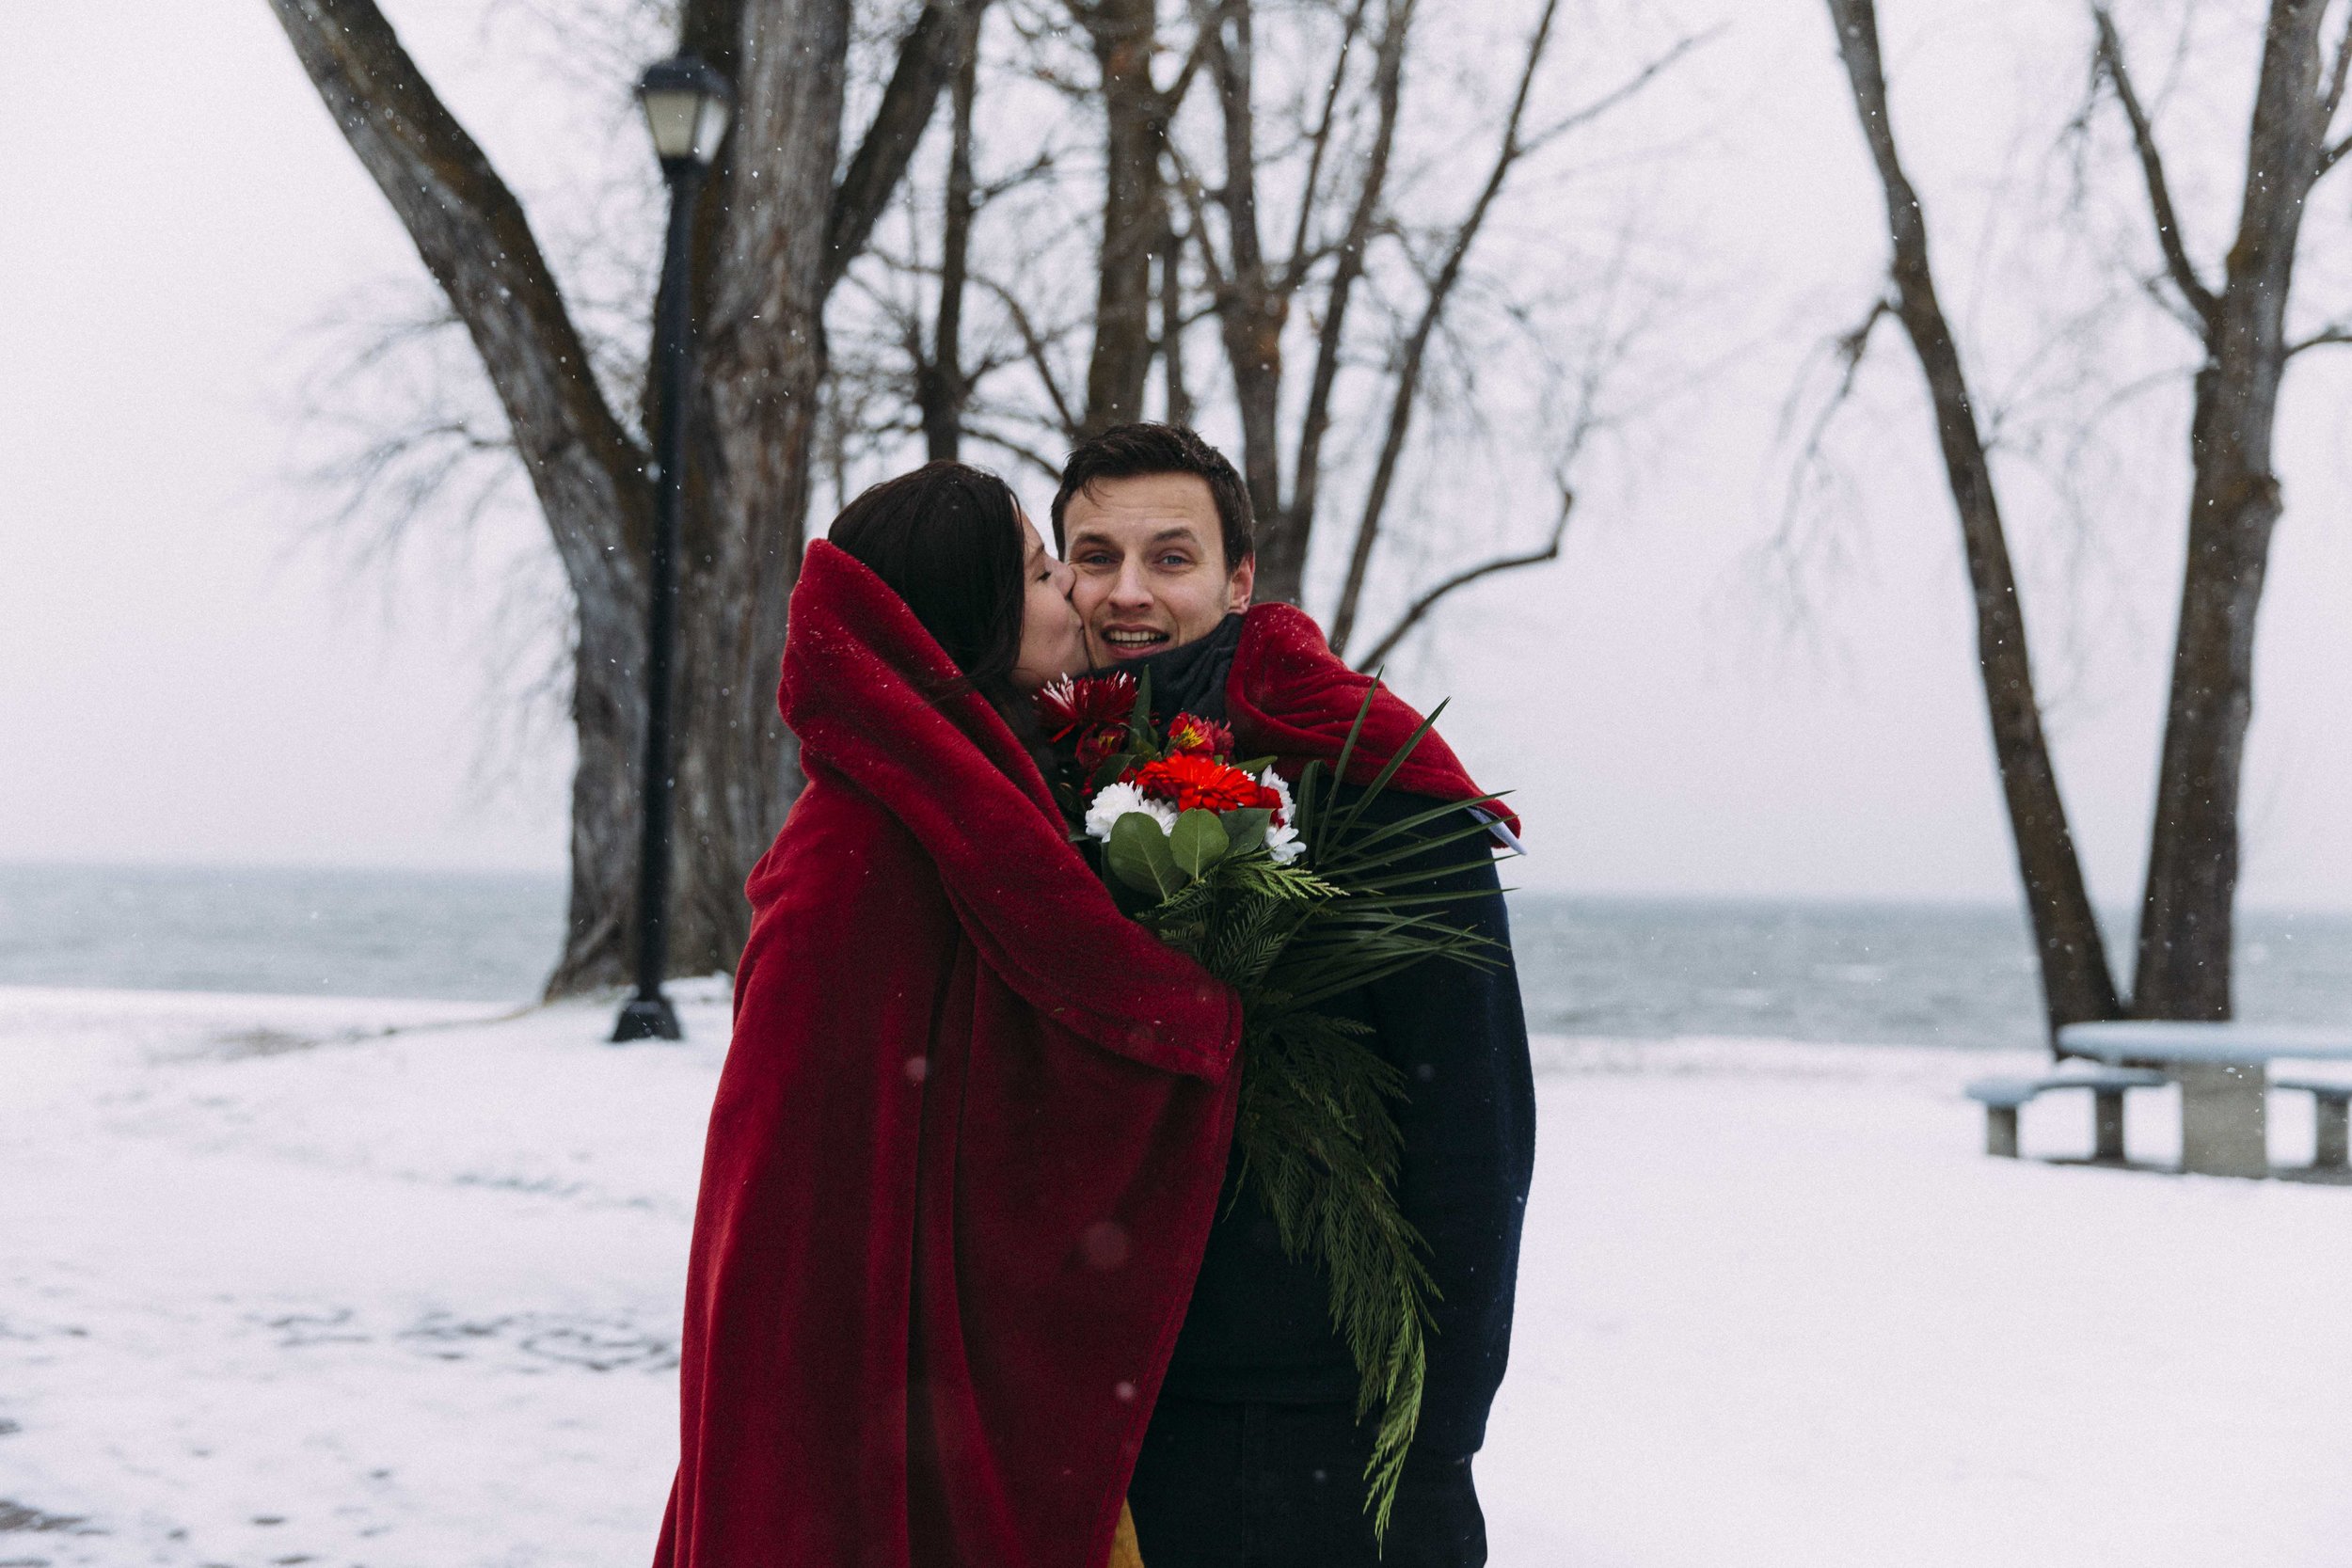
[1820,0,2352,1034]
[860,0,1696,661]
[1175,0,1702,657]
[267,0,977,993]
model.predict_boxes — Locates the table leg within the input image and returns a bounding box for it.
[2315,1097,2349,1170]
[2092,1088,2128,1163]
[2176,1063,2268,1179]
[1986,1104,2020,1159]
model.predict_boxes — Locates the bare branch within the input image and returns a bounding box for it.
[961,419,1071,481]
[971,273,1083,436]
[1280,0,1375,284]
[1328,0,1560,656]
[1274,0,1413,601]
[2287,322,2352,354]
[265,0,646,589]
[2321,0,2352,142]
[2090,6,2219,330]
[1517,26,1717,157]
[827,0,989,293]
[1354,488,1573,671]
[1772,293,1892,562]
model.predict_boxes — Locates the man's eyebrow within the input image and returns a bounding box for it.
[1073,525,1199,544]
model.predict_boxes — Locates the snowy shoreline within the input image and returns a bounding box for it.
[4,985,2348,1565]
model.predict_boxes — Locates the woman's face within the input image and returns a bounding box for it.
[1010,511,1085,691]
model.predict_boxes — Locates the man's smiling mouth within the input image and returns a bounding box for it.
[1099,627,1172,657]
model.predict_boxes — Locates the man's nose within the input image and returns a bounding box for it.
[1108,561,1152,607]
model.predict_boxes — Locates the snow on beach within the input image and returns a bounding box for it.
[4,985,2350,1567]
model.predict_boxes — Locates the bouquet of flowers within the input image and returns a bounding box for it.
[1037,669,1503,1534]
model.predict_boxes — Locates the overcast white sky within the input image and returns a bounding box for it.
[2,0,2346,912]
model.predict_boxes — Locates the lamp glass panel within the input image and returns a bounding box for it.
[641,88,703,160]
[691,97,733,162]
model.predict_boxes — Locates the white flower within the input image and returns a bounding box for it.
[1085,781,1177,843]
[1259,767,1295,823]
[1259,768,1305,863]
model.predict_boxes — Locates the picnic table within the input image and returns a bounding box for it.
[2057,1021,2352,1178]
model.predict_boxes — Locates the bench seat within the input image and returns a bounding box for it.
[1965,1069,2169,1161]
[2273,1078,2352,1170]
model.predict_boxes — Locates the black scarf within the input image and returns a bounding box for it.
[1105,612,1245,724]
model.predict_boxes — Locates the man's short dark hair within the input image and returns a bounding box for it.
[1051,423,1255,572]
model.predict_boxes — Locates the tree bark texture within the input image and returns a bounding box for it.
[1077,0,1168,436]
[1202,0,1289,538]
[921,17,982,461]
[1825,0,2124,1036]
[661,0,853,983]
[2128,0,2330,1019]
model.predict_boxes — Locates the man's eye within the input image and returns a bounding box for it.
[1157,554,1192,568]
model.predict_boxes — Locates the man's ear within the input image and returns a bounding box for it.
[1226,552,1256,612]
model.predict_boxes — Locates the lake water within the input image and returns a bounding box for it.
[2,863,2347,1053]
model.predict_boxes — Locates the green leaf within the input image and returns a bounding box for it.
[1169,809,1230,879]
[1105,811,1186,898]
[1331,698,1450,844]
[1126,668,1157,750]
[1218,806,1272,854]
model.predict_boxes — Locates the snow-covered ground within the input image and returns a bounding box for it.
[4,986,2349,1567]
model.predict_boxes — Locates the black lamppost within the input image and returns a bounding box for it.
[612,55,733,1044]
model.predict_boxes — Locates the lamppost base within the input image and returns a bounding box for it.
[612,992,684,1042]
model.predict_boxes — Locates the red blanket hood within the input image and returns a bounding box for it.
[1228,603,1520,838]
[653,542,1242,1568]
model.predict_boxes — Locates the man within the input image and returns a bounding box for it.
[1052,424,1535,1568]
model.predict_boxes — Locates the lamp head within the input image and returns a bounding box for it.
[637,55,733,167]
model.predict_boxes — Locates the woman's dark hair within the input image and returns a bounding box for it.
[827,459,1036,721]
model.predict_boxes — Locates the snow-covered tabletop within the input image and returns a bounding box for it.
[2061,1020,2352,1063]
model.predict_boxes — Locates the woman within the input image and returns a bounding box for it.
[651,462,1240,1568]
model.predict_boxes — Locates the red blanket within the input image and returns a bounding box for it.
[1227,604,1520,837]
[652,543,1243,1568]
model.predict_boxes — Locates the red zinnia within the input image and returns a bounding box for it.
[1126,753,1282,816]
[1035,672,1138,741]
[1164,712,1235,758]
[1075,724,1128,771]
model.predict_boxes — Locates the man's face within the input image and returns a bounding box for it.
[1063,473,1256,664]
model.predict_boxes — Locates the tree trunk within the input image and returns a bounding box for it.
[660,0,854,982]
[1077,0,1165,436]
[1203,0,1287,533]
[921,24,980,461]
[544,580,654,995]
[2133,0,2328,1019]
[1826,0,2123,1037]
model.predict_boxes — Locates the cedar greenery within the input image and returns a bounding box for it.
[1057,675,1502,1535]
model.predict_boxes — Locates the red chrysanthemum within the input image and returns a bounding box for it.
[1126,753,1282,816]
[1035,672,1138,741]
[1074,723,1128,771]
[1164,712,1235,758]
